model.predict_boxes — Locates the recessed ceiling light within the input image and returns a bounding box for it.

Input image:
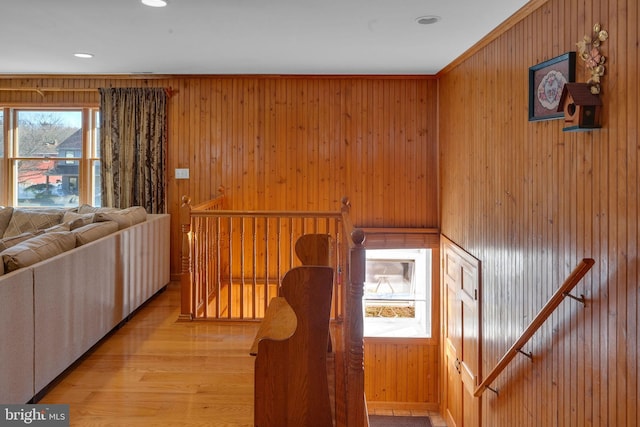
[74,52,94,59]
[142,0,168,7]
[415,16,441,25]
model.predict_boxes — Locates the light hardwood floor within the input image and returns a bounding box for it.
[39,282,259,426]
[39,282,445,427]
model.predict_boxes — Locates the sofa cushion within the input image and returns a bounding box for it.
[2,231,76,273]
[77,204,119,214]
[45,223,71,233]
[62,211,95,230]
[72,221,119,246]
[0,231,43,251]
[3,209,65,238]
[0,206,13,237]
[94,206,147,230]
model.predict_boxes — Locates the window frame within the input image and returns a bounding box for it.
[363,247,433,339]
[361,231,441,344]
[0,107,101,208]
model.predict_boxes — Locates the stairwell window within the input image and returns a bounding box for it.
[0,108,101,207]
[363,248,432,338]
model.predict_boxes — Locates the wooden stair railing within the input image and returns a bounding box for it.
[339,199,368,427]
[178,188,227,321]
[180,195,367,427]
[179,193,346,321]
[474,258,595,397]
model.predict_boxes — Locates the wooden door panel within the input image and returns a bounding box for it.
[460,360,478,396]
[446,279,462,351]
[460,263,480,388]
[442,238,481,427]
[444,349,462,427]
[461,260,477,299]
[445,251,461,282]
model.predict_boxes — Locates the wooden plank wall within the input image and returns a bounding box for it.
[364,338,440,412]
[362,231,441,410]
[0,76,438,276]
[438,0,638,426]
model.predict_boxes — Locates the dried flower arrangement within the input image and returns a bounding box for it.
[576,23,608,94]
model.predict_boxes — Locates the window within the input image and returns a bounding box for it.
[0,110,4,203]
[1,108,101,208]
[0,110,4,157]
[65,150,77,164]
[363,248,432,338]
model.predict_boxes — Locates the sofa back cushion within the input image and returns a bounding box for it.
[3,209,65,238]
[94,206,147,230]
[62,211,95,230]
[72,221,119,246]
[2,231,76,273]
[0,231,44,252]
[0,207,13,237]
[77,204,119,214]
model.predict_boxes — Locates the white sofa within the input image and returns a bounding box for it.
[0,213,170,404]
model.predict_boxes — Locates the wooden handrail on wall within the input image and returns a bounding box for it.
[474,258,595,397]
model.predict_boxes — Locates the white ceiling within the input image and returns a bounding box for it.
[0,0,529,75]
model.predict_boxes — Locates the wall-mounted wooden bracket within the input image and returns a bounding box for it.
[563,292,586,307]
[517,348,533,361]
[486,386,499,395]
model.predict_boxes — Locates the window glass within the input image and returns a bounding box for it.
[0,110,5,204]
[95,111,101,157]
[16,111,81,157]
[4,109,100,207]
[0,110,4,157]
[92,160,102,206]
[16,159,76,207]
[14,111,83,207]
[363,248,432,338]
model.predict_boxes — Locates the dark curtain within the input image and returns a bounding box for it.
[98,87,167,213]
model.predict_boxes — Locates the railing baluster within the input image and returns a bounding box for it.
[240,216,246,319]
[288,217,294,272]
[227,216,233,319]
[215,216,221,319]
[197,217,205,317]
[277,217,282,292]
[264,217,269,316]
[192,217,199,318]
[252,217,257,319]
[202,217,208,319]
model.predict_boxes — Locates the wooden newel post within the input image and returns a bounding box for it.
[347,227,366,427]
[178,195,194,321]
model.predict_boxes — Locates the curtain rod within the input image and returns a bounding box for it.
[0,87,97,97]
[0,87,176,97]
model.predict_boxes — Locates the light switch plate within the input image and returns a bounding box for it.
[175,168,190,179]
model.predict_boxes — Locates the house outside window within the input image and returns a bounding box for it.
[0,108,101,208]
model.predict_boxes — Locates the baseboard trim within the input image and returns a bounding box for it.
[366,401,439,412]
